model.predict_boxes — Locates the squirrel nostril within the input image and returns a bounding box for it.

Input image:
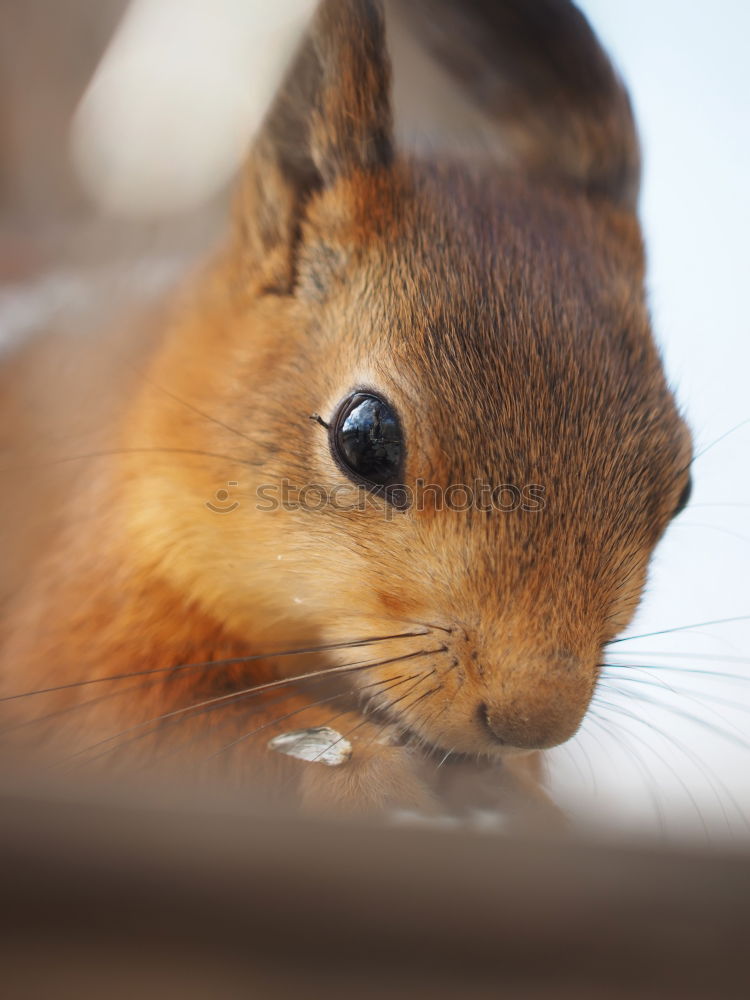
[476,701,506,745]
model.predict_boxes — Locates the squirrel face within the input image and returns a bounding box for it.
[120,0,692,759]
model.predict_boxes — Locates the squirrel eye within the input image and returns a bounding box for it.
[673,475,693,517]
[331,392,404,488]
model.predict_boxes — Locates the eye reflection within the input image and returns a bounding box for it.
[332,392,404,487]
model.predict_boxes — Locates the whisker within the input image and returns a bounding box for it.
[599,672,750,786]
[408,621,454,634]
[267,672,427,801]
[0,640,430,740]
[419,684,458,748]
[591,697,713,838]
[604,699,750,830]
[593,695,747,835]
[0,446,263,476]
[598,684,750,751]
[672,522,750,545]
[398,683,442,715]
[0,676,166,739]
[686,415,750,470]
[0,656,371,740]
[579,714,630,809]
[605,649,750,666]
[326,670,428,770]
[205,691,349,769]
[609,615,750,645]
[63,649,442,768]
[137,373,256,447]
[359,672,410,694]
[153,672,416,774]
[0,631,431,702]
[373,673,438,722]
[602,668,750,720]
[358,671,427,713]
[406,654,460,746]
[575,729,598,794]
[609,730,667,833]
[690,502,750,510]
[557,740,590,788]
[208,671,432,765]
[347,672,439,758]
[604,661,750,688]
[306,718,372,766]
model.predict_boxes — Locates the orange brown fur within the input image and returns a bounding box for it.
[0,0,690,814]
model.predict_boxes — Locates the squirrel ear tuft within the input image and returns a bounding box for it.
[236,0,393,293]
[398,0,640,211]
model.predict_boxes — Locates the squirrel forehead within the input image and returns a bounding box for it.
[297,161,686,524]
[302,159,645,335]
[302,160,664,415]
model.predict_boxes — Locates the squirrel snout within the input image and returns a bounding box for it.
[478,700,581,752]
[475,650,592,751]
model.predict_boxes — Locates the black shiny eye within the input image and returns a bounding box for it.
[673,475,693,517]
[331,392,404,489]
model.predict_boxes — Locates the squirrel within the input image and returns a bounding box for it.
[0,0,692,817]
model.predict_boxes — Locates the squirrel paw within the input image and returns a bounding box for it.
[291,730,437,816]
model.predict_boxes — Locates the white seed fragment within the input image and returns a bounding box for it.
[268,727,352,767]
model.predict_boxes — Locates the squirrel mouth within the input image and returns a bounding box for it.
[366,704,451,759]
[384,714,516,763]
[381,717,473,763]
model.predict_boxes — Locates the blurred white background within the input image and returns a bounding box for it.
[547,0,750,840]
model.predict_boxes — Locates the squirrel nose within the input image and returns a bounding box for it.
[478,701,572,751]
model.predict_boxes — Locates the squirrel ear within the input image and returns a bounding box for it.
[236,0,393,293]
[397,0,640,211]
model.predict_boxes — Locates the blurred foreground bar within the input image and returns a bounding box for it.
[1,791,749,999]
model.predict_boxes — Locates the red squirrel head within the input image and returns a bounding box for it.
[122,0,692,758]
